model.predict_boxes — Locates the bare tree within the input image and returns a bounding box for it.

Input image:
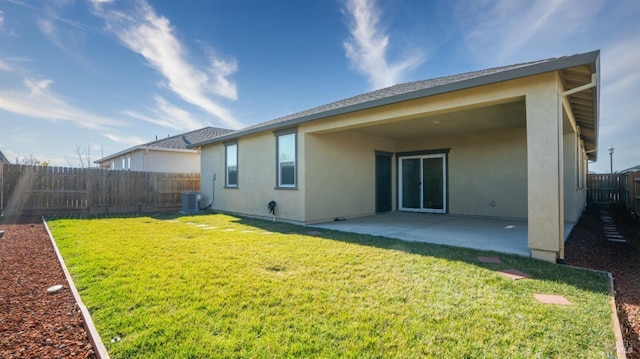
[65,143,95,168]
[15,153,50,166]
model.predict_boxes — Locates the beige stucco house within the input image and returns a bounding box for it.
[190,51,600,263]
[95,127,231,173]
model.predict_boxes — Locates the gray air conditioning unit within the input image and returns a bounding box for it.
[181,192,201,213]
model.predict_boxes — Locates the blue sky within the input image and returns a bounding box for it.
[0,0,638,172]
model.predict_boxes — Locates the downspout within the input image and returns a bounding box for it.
[557,73,597,262]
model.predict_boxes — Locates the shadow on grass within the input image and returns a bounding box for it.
[44,210,611,296]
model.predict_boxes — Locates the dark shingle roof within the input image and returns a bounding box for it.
[144,127,233,150]
[190,50,599,148]
[95,126,232,163]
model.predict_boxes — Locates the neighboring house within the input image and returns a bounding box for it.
[621,164,640,173]
[190,50,600,263]
[0,150,9,165]
[95,127,232,173]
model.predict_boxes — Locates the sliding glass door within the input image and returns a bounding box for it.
[399,154,446,213]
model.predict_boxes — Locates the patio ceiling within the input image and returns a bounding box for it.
[351,100,526,140]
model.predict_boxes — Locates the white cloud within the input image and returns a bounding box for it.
[454,0,604,64]
[0,77,126,130]
[0,59,12,72]
[343,0,424,89]
[122,95,210,131]
[102,133,148,146]
[0,10,5,30]
[91,0,243,129]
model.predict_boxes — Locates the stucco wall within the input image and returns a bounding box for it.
[398,127,528,219]
[145,150,200,173]
[200,131,307,223]
[104,150,199,173]
[303,130,396,223]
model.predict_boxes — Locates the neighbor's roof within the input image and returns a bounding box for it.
[190,50,600,160]
[622,164,640,173]
[95,126,232,163]
[0,150,9,164]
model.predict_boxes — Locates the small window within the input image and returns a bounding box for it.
[225,142,238,187]
[276,131,296,188]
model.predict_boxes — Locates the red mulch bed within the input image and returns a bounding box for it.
[565,205,640,358]
[0,208,637,358]
[0,216,96,359]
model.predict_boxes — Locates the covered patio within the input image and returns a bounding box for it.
[310,212,576,257]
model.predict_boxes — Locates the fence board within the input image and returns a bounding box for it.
[0,164,200,216]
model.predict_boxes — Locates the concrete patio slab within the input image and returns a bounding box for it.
[310,212,576,258]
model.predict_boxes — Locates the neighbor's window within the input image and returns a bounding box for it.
[276,131,296,188]
[225,142,238,187]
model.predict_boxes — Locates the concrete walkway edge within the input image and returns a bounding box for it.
[43,217,110,359]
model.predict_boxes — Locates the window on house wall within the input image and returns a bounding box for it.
[126,155,131,170]
[121,157,125,170]
[275,130,296,188]
[225,142,238,187]
[110,160,115,170]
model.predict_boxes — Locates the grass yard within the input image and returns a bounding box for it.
[48,213,616,358]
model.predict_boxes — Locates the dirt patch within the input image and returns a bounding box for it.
[565,205,640,358]
[0,217,96,359]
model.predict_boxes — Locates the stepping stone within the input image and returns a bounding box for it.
[498,269,532,280]
[223,229,235,232]
[307,231,323,236]
[261,231,273,235]
[242,230,255,233]
[600,215,613,220]
[478,256,502,264]
[606,234,624,240]
[534,294,572,305]
[607,238,627,243]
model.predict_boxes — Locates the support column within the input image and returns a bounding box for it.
[526,78,564,262]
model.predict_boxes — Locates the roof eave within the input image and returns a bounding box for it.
[191,50,601,148]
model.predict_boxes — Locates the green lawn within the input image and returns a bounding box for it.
[48,213,615,358]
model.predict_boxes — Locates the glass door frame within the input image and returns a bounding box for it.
[397,151,448,214]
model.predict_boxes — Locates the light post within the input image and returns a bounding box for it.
[608,145,614,173]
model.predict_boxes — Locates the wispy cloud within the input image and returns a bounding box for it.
[122,96,209,131]
[0,59,11,72]
[0,76,126,130]
[91,0,243,129]
[102,133,148,146]
[454,0,603,64]
[0,10,5,30]
[343,0,424,89]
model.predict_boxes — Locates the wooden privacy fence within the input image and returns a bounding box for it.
[587,172,640,219]
[1,164,200,216]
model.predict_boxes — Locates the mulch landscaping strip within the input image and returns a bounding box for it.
[565,205,640,358]
[0,218,96,359]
